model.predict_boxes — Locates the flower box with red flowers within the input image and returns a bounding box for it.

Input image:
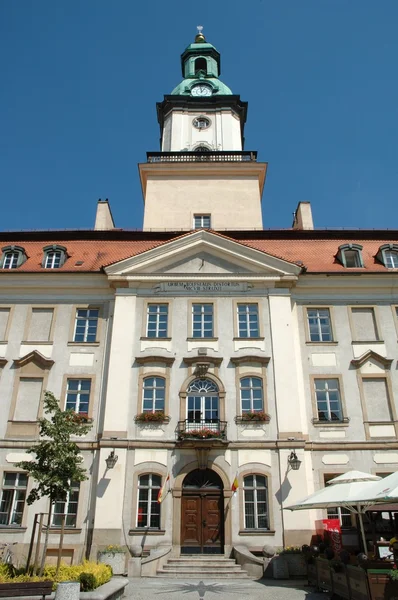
[134,411,170,423]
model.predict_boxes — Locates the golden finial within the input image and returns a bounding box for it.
[195,25,206,43]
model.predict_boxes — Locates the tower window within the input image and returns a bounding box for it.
[193,116,210,130]
[194,57,207,75]
[194,215,211,229]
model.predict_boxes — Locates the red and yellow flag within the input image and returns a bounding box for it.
[232,475,239,492]
[157,473,170,504]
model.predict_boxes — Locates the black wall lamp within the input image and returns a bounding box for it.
[105,450,118,469]
[287,450,302,471]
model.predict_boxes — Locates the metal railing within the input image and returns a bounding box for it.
[147,151,257,163]
[176,419,227,440]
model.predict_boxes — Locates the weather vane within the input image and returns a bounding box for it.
[197,25,203,34]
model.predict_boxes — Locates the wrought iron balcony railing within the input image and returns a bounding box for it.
[176,419,227,441]
[147,151,257,163]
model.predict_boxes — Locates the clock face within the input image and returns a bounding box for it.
[191,84,212,97]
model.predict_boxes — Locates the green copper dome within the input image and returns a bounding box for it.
[171,33,233,96]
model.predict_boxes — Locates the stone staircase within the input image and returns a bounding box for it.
[156,554,249,578]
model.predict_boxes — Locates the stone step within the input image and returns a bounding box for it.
[167,558,237,566]
[156,568,249,578]
[163,563,244,571]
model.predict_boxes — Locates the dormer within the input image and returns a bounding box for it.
[336,244,364,268]
[377,244,398,269]
[0,245,27,269]
[42,245,67,269]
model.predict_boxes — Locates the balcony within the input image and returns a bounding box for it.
[176,419,228,443]
[147,151,257,163]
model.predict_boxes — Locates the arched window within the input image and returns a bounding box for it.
[194,145,210,153]
[378,245,398,269]
[137,474,161,528]
[1,246,26,270]
[142,377,165,413]
[243,474,269,530]
[186,378,219,429]
[384,250,398,269]
[240,377,263,414]
[43,245,67,269]
[337,244,363,268]
[194,57,207,75]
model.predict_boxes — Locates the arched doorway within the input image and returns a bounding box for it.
[181,469,224,554]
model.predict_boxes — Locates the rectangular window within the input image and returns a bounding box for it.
[0,472,28,526]
[193,215,211,229]
[137,474,161,529]
[314,378,343,422]
[51,482,80,528]
[65,379,91,414]
[237,304,259,338]
[146,304,168,338]
[192,303,213,338]
[351,307,379,341]
[362,378,392,422]
[14,378,43,421]
[73,309,99,343]
[307,308,333,342]
[0,308,10,341]
[243,475,269,530]
[27,308,54,342]
[324,475,352,527]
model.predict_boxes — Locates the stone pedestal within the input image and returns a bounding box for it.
[54,582,80,600]
[127,557,141,577]
[98,552,126,575]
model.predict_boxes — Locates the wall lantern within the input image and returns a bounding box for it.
[105,450,118,470]
[287,450,301,471]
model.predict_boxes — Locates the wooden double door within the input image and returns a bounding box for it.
[181,491,224,554]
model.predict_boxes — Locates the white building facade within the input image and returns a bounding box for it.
[1,32,398,569]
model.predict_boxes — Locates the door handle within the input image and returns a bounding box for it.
[202,519,207,527]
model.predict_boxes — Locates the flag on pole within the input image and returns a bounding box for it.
[232,475,239,492]
[157,472,170,504]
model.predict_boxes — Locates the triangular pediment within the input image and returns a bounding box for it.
[105,230,301,281]
[13,350,54,369]
[351,350,393,370]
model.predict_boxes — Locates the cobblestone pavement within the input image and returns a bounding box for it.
[124,578,326,600]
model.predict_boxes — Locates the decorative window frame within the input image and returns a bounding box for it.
[60,375,96,420]
[187,299,217,340]
[336,244,364,268]
[192,116,211,130]
[304,305,337,344]
[68,305,103,346]
[392,305,398,338]
[140,300,172,340]
[231,356,270,419]
[179,372,226,422]
[0,468,30,530]
[129,466,167,534]
[238,467,275,535]
[348,305,382,343]
[51,481,80,529]
[135,356,174,419]
[233,300,264,340]
[0,306,13,342]
[0,246,27,270]
[47,478,87,533]
[310,374,349,427]
[377,244,398,269]
[356,373,398,440]
[42,245,68,269]
[22,305,57,343]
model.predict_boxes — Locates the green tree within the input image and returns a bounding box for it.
[16,391,92,574]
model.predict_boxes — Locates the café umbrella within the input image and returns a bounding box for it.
[285,470,381,552]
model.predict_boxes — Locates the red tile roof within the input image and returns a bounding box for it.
[0,231,397,274]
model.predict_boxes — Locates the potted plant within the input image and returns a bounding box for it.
[135,411,170,423]
[97,545,127,575]
[179,428,224,440]
[240,411,271,422]
[366,567,398,600]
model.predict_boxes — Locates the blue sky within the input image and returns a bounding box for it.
[1,1,397,231]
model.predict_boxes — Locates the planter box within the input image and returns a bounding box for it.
[98,552,126,576]
[347,565,370,600]
[367,570,398,600]
[283,553,307,577]
[316,558,332,592]
[331,568,350,599]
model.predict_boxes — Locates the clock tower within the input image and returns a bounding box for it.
[140,29,267,231]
